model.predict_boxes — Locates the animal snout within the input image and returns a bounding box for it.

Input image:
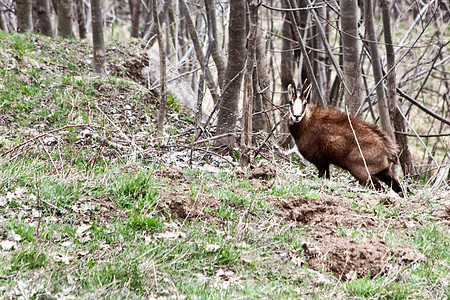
[291,115,302,122]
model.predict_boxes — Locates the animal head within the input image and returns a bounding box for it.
[288,84,311,123]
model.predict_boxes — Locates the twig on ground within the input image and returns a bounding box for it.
[0,124,100,158]
[34,178,42,243]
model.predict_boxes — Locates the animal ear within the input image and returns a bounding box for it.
[287,84,296,99]
[302,84,312,99]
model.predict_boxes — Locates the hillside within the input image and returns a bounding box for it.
[0,32,449,299]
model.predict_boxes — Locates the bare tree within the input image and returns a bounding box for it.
[130,0,142,37]
[363,0,394,137]
[76,0,87,39]
[153,0,167,139]
[57,0,74,37]
[179,0,219,104]
[279,13,295,148]
[312,0,327,103]
[253,28,272,132]
[33,0,53,36]
[0,11,7,31]
[91,0,105,74]
[215,0,247,154]
[380,0,416,176]
[340,0,363,115]
[16,0,32,31]
[240,0,258,166]
[205,0,226,90]
[143,0,171,43]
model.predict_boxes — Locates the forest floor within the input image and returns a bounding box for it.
[0,31,449,299]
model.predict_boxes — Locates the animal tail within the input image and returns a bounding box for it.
[371,124,399,164]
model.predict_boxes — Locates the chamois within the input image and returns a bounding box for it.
[287,83,403,195]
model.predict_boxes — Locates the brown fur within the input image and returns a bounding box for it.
[289,96,403,195]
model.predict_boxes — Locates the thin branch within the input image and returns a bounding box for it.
[394,131,450,138]
[254,111,289,159]
[261,2,323,11]
[285,0,325,105]
[345,106,375,190]
[396,88,450,126]
[395,104,440,169]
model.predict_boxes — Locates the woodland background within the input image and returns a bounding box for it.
[2,0,449,180]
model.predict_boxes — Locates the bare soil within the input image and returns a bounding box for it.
[158,166,428,280]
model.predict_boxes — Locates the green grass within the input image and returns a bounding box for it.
[345,273,417,299]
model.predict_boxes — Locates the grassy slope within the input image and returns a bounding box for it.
[0,31,448,299]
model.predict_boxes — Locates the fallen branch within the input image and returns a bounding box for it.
[191,132,236,146]
[95,104,145,152]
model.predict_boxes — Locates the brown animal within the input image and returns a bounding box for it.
[287,83,403,195]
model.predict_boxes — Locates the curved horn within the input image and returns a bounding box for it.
[287,84,296,99]
[302,84,312,98]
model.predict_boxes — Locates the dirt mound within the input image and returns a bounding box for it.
[250,164,277,180]
[272,196,378,233]
[117,55,148,86]
[303,237,390,280]
[154,167,186,181]
[273,196,426,279]
[69,196,124,224]
[164,188,220,220]
[303,236,426,280]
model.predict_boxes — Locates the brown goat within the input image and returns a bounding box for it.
[287,84,403,195]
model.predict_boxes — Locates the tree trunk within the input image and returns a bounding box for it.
[143,0,171,44]
[179,0,219,104]
[340,0,363,115]
[57,0,74,37]
[76,0,86,38]
[140,0,152,37]
[312,0,327,104]
[364,0,394,137]
[253,28,271,132]
[215,0,247,154]
[0,11,7,32]
[164,5,171,57]
[284,0,324,106]
[380,0,417,176]
[16,0,33,31]
[279,11,295,148]
[130,0,142,37]
[240,0,258,166]
[205,0,226,90]
[33,0,53,36]
[153,0,167,139]
[91,0,105,74]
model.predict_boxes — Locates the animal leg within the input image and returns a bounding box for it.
[317,164,330,179]
[348,167,382,190]
[374,169,404,195]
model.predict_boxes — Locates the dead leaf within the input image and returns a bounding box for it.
[154,231,186,239]
[205,244,221,252]
[7,231,22,241]
[1,240,17,251]
[52,252,74,264]
[76,224,91,236]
